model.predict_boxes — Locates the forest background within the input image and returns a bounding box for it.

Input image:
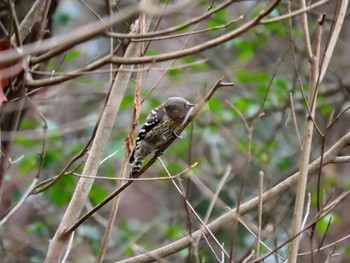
[0,0,350,262]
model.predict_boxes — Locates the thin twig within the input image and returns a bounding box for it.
[289,93,302,148]
[0,95,48,224]
[116,131,350,263]
[9,0,22,46]
[158,157,231,262]
[193,165,232,249]
[319,0,349,82]
[0,87,25,206]
[142,1,217,102]
[131,17,243,42]
[0,178,38,225]
[61,231,75,263]
[106,0,236,39]
[44,20,142,262]
[255,192,350,263]
[261,0,332,24]
[10,0,46,45]
[254,171,264,260]
[73,163,197,181]
[288,13,323,263]
[299,0,313,59]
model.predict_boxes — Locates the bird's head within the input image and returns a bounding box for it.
[164,97,195,124]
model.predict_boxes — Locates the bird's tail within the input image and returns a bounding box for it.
[129,150,135,164]
[130,158,142,177]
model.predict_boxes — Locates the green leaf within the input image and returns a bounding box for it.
[263,22,287,37]
[91,240,100,256]
[258,152,270,164]
[276,159,294,172]
[255,85,269,97]
[44,149,62,167]
[235,69,269,84]
[311,191,324,207]
[251,3,265,18]
[145,49,160,56]
[167,68,182,83]
[76,75,93,84]
[63,49,81,63]
[120,95,134,111]
[19,155,39,175]
[26,222,49,236]
[165,225,183,240]
[315,213,340,234]
[181,56,209,71]
[19,119,37,130]
[166,162,182,175]
[46,176,75,206]
[46,60,57,70]
[345,245,350,256]
[89,183,109,206]
[233,97,249,113]
[266,139,277,150]
[124,246,134,256]
[208,97,224,111]
[55,13,70,26]
[274,78,289,92]
[235,39,255,60]
[318,105,332,115]
[207,9,228,28]
[15,136,37,148]
[174,21,190,33]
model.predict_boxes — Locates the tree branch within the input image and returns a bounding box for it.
[66,79,234,233]
[116,131,350,263]
[43,22,141,263]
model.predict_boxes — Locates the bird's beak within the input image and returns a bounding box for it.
[182,103,195,125]
[187,102,195,107]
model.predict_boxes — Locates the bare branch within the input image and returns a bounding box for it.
[10,0,47,45]
[319,0,349,82]
[0,1,193,64]
[116,131,350,263]
[44,21,142,262]
[288,13,324,262]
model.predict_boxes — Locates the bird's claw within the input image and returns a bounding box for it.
[173,131,183,139]
[156,149,165,156]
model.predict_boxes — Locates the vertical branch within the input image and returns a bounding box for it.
[254,171,264,260]
[0,96,47,225]
[97,1,119,260]
[158,157,231,262]
[9,0,23,47]
[97,2,153,260]
[319,0,349,82]
[288,14,324,263]
[0,88,25,207]
[97,154,129,263]
[43,23,141,263]
[10,0,48,44]
[299,0,313,59]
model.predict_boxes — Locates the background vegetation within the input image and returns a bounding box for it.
[0,0,350,262]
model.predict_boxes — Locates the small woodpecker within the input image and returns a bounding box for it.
[129,97,195,177]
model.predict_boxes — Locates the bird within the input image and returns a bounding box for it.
[129,97,195,177]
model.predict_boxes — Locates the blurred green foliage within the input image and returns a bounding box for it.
[5,1,348,262]
[315,213,340,234]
